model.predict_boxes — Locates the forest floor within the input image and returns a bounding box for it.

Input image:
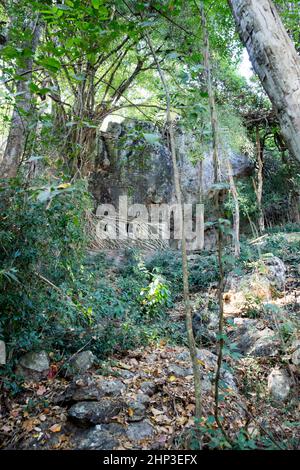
[0,233,299,450]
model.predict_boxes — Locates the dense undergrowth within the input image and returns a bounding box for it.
[1,177,300,395]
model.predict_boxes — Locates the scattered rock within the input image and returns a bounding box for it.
[187,254,201,263]
[68,399,124,426]
[176,348,237,391]
[192,311,219,344]
[145,353,158,363]
[230,318,279,357]
[267,368,291,401]
[168,364,193,378]
[115,369,135,379]
[17,351,50,381]
[196,348,218,369]
[136,393,150,405]
[196,348,237,391]
[291,339,300,367]
[72,378,125,401]
[176,351,190,362]
[262,255,286,290]
[201,377,213,392]
[140,381,157,396]
[126,420,154,441]
[102,423,127,437]
[67,351,96,376]
[0,341,6,365]
[224,272,271,316]
[73,426,118,450]
[127,400,147,422]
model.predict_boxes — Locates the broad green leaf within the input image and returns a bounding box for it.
[38,57,61,72]
[92,0,101,9]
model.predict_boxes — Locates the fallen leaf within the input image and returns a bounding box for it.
[168,375,177,382]
[49,423,61,433]
[197,359,205,367]
[127,408,134,417]
[47,364,58,379]
[151,407,164,416]
[2,425,12,433]
[22,419,38,432]
[37,385,46,396]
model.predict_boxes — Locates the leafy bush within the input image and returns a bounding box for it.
[0,177,93,359]
[140,269,172,318]
[145,250,219,296]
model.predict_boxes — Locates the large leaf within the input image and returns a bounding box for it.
[38,57,61,72]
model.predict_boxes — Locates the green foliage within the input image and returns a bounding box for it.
[0,183,183,370]
[140,268,172,319]
[145,250,220,297]
[0,177,92,357]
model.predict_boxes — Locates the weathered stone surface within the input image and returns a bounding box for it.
[126,420,154,441]
[197,348,237,391]
[68,399,124,426]
[262,256,286,290]
[291,339,300,367]
[17,351,49,380]
[115,369,135,379]
[127,400,147,422]
[224,272,271,316]
[196,348,218,369]
[91,119,252,250]
[267,368,291,401]
[73,425,118,450]
[67,351,96,375]
[192,310,219,344]
[176,348,237,391]
[176,350,190,362]
[136,393,150,405]
[230,318,279,357]
[102,423,127,437]
[0,341,6,365]
[168,364,193,378]
[140,381,157,396]
[72,378,125,402]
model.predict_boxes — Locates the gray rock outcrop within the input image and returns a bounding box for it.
[67,350,96,376]
[17,350,50,381]
[68,399,124,427]
[267,368,291,401]
[230,318,279,357]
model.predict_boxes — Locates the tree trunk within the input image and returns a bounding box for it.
[226,155,241,257]
[200,2,221,184]
[228,0,300,163]
[254,127,265,233]
[146,34,203,431]
[1,15,42,178]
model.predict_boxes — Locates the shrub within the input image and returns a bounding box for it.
[0,177,92,359]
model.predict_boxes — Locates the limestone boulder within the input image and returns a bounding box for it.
[68,399,124,427]
[230,318,280,357]
[267,368,291,401]
[17,350,50,381]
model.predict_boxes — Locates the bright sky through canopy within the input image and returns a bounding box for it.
[239,49,254,82]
